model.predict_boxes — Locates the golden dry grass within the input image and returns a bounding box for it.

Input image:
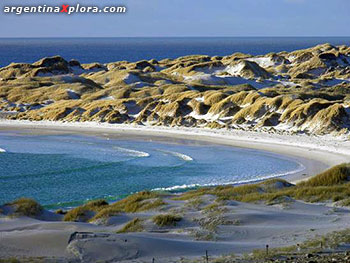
[117,218,144,233]
[9,198,43,217]
[91,191,166,221]
[63,199,108,222]
[152,214,182,227]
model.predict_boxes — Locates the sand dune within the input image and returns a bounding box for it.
[1,198,350,262]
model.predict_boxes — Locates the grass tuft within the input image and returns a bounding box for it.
[63,199,108,222]
[153,214,182,227]
[92,191,166,221]
[117,218,144,233]
[9,198,43,217]
[298,163,350,187]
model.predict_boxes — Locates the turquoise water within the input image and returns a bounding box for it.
[0,37,350,67]
[0,131,303,209]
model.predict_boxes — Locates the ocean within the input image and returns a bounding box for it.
[0,131,302,209]
[0,37,350,67]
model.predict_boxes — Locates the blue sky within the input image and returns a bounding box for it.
[0,0,349,37]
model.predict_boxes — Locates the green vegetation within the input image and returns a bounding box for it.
[175,165,350,205]
[111,191,165,213]
[203,203,221,213]
[54,209,66,215]
[191,229,216,241]
[62,192,166,222]
[63,199,108,222]
[191,201,234,242]
[186,197,203,209]
[195,214,224,233]
[211,253,237,263]
[117,218,144,233]
[0,258,20,263]
[9,198,43,218]
[91,191,166,221]
[202,202,228,215]
[153,214,182,227]
[63,206,88,222]
[298,164,350,187]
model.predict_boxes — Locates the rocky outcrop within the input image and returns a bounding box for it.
[1,44,350,137]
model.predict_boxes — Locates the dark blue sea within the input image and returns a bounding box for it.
[1,37,350,67]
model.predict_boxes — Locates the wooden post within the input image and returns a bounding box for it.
[266,244,269,256]
[205,250,209,263]
[152,258,155,263]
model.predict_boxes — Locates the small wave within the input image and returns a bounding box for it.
[153,163,305,191]
[158,149,193,161]
[154,183,200,191]
[113,146,150,158]
[0,147,6,153]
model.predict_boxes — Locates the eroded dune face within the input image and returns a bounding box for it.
[0,43,350,136]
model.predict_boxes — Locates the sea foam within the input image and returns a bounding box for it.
[153,163,305,192]
[158,149,193,161]
[113,146,150,157]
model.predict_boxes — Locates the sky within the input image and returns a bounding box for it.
[0,0,349,37]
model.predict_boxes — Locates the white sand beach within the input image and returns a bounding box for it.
[1,119,349,182]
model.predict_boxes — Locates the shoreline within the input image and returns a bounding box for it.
[1,120,349,184]
[1,120,350,262]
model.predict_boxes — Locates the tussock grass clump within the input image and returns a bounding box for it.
[92,191,166,221]
[55,209,66,215]
[89,206,122,222]
[9,198,43,217]
[191,229,216,241]
[176,184,263,202]
[63,206,87,222]
[117,218,144,233]
[203,92,227,105]
[202,202,228,214]
[110,191,165,213]
[63,192,166,222]
[63,199,108,222]
[186,198,203,209]
[162,85,188,95]
[298,163,350,187]
[259,178,293,188]
[203,203,221,213]
[153,214,182,227]
[215,184,263,200]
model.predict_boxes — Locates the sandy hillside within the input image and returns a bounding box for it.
[0,43,350,137]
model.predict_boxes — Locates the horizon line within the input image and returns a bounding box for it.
[0,36,350,39]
